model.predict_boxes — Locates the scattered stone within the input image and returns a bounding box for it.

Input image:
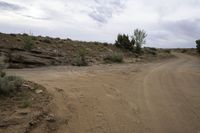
[29,120,38,126]
[136,58,141,62]
[35,89,43,94]
[45,114,55,122]
[0,123,8,128]
[23,84,35,90]
[17,109,31,115]
[55,87,63,92]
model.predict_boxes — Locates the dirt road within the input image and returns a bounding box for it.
[8,53,200,133]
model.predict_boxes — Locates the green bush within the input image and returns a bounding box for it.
[74,49,88,66]
[103,42,109,46]
[147,47,157,51]
[104,53,123,63]
[133,29,147,55]
[0,71,6,77]
[164,49,171,54]
[196,39,200,54]
[0,75,23,96]
[115,29,147,55]
[181,49,187,53]
[144,47,157,56]
[115,34,134,51]
[23,36,34,51]
[42,38,51,43]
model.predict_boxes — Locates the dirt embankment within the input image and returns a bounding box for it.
[0,80,56,133]
[6,53,200,133]
[0,32,172,68]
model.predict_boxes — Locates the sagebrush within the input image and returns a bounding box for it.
[0,73,23,96]
[104,53,123,63]
[74,49,88,66]
[23,36,34,51]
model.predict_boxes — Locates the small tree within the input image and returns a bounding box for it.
[196,39,200,54]
[115,34,134,51]
[132,29,147,54]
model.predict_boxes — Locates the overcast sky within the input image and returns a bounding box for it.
[0,0,200,48]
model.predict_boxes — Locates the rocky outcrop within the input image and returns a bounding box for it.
[0,48,64,68]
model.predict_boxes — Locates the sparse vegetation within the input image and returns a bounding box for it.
[144,47,157,56]
[21,99,31,108]
[104,53,123,63]
[0,32,174,68]
[115,29,147,55]
[164,49,171,54]
[74,48,88,66]
[196,39,200,54]
[0,74,23,96]
[23,36,34,51]
[181,49,187,53]
[0,71,6,77]
[42,38,51,43]
[1,52,23,96]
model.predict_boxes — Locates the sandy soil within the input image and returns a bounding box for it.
[7,53,200,133]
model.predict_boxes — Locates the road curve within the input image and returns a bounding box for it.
[138,53,200,133]
[7,53,200,133]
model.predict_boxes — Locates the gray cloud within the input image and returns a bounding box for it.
[162,19,200,38]
[0,0,199,48]
[89,0,127,23]
[20,14,50,20]
[0,1,23,11]
[148,19,200,48]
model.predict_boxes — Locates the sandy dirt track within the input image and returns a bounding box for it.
[8,53,200,133]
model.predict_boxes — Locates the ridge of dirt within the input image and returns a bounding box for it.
[0,32,173,68]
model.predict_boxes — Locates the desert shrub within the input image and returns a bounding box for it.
[10,34,16,37]
[66,38,72,41]
[164,49,171,54]
[42,38,51,43]
[23,36,34,51]
[104,53,123,63]
[35,41,40,44]
[55,37,60,40]
[74,49,88,66]
[144,47,157,56]
[22,33,28,36]
[103,42,109,46]
[196,39,200,54]
[94,42,99,45]
[148,50,157,56]
[0,71,6,77]
[16,38,21,42]
[181,49,187,53]
[147,47,157,51]
[0,75,23,96]
[31,36,37,41]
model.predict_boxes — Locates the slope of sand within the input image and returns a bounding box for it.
[8,53,200,133]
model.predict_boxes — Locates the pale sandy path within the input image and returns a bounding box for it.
[7,53,200,133]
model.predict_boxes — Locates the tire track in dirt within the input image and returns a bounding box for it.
[7,53,200,133]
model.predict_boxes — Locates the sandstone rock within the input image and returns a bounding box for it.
[23,84,35,90]
[45,114,56,122]
[35,89,43,94]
